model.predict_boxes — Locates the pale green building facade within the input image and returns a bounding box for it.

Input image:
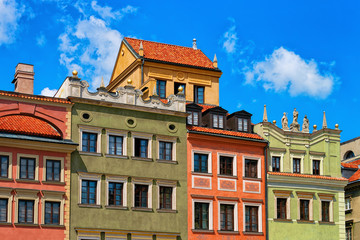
[254,108,347,240]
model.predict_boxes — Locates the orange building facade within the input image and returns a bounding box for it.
[186,104,268,239]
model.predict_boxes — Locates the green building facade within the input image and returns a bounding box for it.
[56,75,188,240]
[254,107,348,240]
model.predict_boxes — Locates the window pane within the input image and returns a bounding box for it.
[193,112,199,125]
[244,120,248,131]
[220,204,234,231]
[219,116,224,128]
[160,186,172,209]
[0,156,8,178]
[187,112,193,125]
[195,202,209,229]
[194,153,209,173]
[213,115,218,128]
[238,118,243,131]
[245,159,258,178]
[0,199,7,222]
[220,156,233,175]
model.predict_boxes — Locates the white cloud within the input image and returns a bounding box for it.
[237,102,242,109]
[36,32,46,46]
[245,47,335,99]
[40,87,57,97]
[91,1,137,22]
[222,24,237,54]
[0,0,25,45]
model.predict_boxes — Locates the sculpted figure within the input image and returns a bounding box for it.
[281,112,289,130]
[302,115,309,133]
[293,108,298,123]
[290,108,300,132]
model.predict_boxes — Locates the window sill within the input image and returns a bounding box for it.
[42,181,65,185]
[297,220,314,224]
[79,151,102,157]
[0,178,13,182]
[16,179,40,184]
[105,205,128,210]
[131,157,153,162]
[157,159,178,164]
[131,207,153,212]
[217,174,238,179]
[217,230,239,235]
[15,223,39,227]
[273,218,292,222]
[0,222,12,226]
[319,221,335,225]
[191,229,214,234]
[105,154,128,159]
[191,172,212,176]
[156,209,177,213]
[78,204,101,208]
[41,224,65,228]
[242,177,262,182]
[243,231,263,236]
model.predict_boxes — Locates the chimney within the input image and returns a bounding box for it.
[192,38,197,50]
[12,63,34,94]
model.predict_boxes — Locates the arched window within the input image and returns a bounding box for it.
[344,151,355,160]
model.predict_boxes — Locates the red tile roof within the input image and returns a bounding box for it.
[341,162,359,169]
[0,115,62,139]
[348,159,360,166]
[124,37,216,70]
[349,169,360,182]
[187,125,264,140]
[196,104,217,113]
[268,172,348,181]
[0,90,71,104]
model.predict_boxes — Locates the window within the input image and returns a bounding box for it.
[109,135,123,155]
[220,156,233,176]
[157,80,166,98]
[18,200,34,223]
[313,160,320,175]
[44,201,60,224]
[134,184,148,208]
[187,111,199,125]
[0,156,9,178]
[159,141,173,160]
[238,118,248,132]
[293,158,301,173]
[108,182,123,206]
[321,201,330,222]
[46,160,60,181]
[194,86,204,104]
[345,151,355,160]
[346,227,352,240]
[134,138,149,158]
[0,199,7,222]
[195,202,209,230]
[213,115,224,128]
[174,82,185,95]
[300,199,310,220]
[345,197,351,211]
[272,156,280,172]
[245,206,258,232]
[19,157,35,180]
[277,198,287,219]
[245,159,258,178]
[194,153,208,173]
[81,180,97,205]
[82,132,97,152]
[220,204,234,231]
[159,186,172,209]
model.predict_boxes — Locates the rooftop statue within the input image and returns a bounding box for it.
[281,112,289,130]
[290,108,300,132]
[302,115,310,133]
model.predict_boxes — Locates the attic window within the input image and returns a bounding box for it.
[213,114,224,129]
[187,111,199,126]
[238,118,248,132]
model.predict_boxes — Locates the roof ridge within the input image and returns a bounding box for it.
[124,37,203,51]
[0,90,71,104]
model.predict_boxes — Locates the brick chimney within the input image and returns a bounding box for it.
[12,63,34,94]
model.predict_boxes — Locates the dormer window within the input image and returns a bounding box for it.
[187,111,199,126]
[213,114,224,129]
[186,103,203,126]
[238,118,248,132]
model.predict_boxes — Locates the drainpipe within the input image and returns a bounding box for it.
[265,143,269,240]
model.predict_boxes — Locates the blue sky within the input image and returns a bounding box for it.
[0,0,359,141]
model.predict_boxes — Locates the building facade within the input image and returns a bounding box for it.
[0,64,76,240]
[254,107,348,240]
[186,103,267,239]
[56,73,188,239]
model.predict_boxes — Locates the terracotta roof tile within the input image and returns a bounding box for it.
[348,159,360,166]
[0,90,71,104]
[0,115,61,139]
[341,162,359,169]
[124,37,216,70]
[349,169,360,182]
[187,125,264,140]
[268,172,347,181]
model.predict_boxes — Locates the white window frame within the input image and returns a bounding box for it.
[79,126,102,153]
[273,191,291,220]
[212,114,224,128]
[17,153,39,180]
[78,172,102,205]
[132,133,153,158]
[105,175,127,207]
[217,153,237,176]
[192,199,213,230]
[345,196,352,211]
[14,189,39,224]
[157,135,177,161]
[41,190,65,225]
[43,156,64,182]
[290,153,304,174]
[0,152,12,179]
[192,150,212,174]
[310,156,323,175]
[269,152,284,172]
[106,129,127,156]
[157,180,177,210]
[132,178,153,208]
[218,200,238,231]
[242,156,261,178]
[243,202,263,233]
[0,187,12,223]
[297,193,314,221]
